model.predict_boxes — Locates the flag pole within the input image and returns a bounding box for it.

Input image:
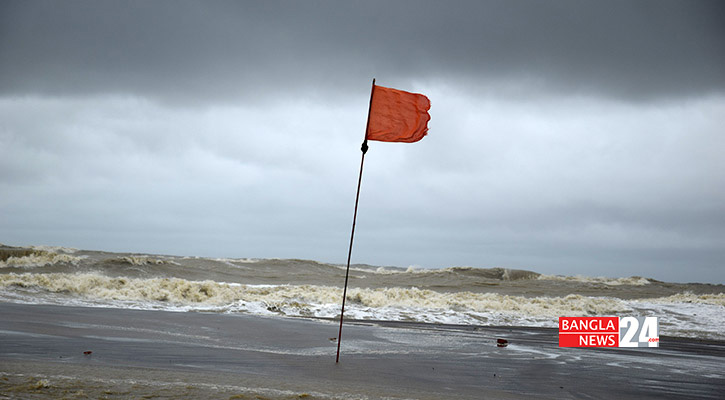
[336,78,375,363]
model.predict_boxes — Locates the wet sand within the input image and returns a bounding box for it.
[1,302,723,399]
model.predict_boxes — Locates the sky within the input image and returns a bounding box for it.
[1,0,724,283]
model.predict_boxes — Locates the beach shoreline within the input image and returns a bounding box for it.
[2,302,723,399]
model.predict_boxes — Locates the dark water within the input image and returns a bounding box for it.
[1,244,724,339]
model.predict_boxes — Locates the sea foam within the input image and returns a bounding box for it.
[1,246,723,340]
[0,272,628,315]
[5,272,722,334]
[0,251,85,269]
[538,274,651,286]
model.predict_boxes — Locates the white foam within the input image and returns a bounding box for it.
[0,251,85,268]
[0,272,627,322]
[538,274,651,286]
[30,245,79,254]
[628,297,725,340]
[637,292,725,306]
[1,272,722,340]
[212,257,261,264]
[115,255,179,266]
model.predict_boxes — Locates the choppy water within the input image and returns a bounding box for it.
[1,244,723,339]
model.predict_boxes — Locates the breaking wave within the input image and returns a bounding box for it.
[108,256,179,266]
[637,292,725,307]
[2,272,721,328]
[361,265,541,281]
[1,245,723,339]
[0,272,627,318]
[0,250,85,269]
[538,274,651,286]
[29,245,79,254]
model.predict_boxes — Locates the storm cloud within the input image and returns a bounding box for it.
[2,0,724,101]
[1,1,724,283]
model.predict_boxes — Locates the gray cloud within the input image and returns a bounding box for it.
[1,0,723,103]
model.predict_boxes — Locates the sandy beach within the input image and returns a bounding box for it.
[1,302,723,399]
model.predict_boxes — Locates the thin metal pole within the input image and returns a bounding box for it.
[337,78,375,363]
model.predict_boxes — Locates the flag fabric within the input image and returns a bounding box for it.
[366,85,431,143]
[338,81,429,363]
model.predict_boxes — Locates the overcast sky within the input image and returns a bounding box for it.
[1,0,723,283]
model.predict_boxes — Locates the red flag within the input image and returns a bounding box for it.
[366,85,430,143]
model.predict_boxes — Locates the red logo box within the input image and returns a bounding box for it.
[559,317,619,347]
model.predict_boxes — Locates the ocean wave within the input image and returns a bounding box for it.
[1,272,722,339]
[108,256,179,266]
[211,257,261,264]
[30,245,79,254]
[0,272,628,318]
[538,274,651,286]
[634,292,725,306]
[628,295,725,340]
[365,266,541,281]
[0,250,85,269]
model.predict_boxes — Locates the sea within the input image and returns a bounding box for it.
[1,243,723,341]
